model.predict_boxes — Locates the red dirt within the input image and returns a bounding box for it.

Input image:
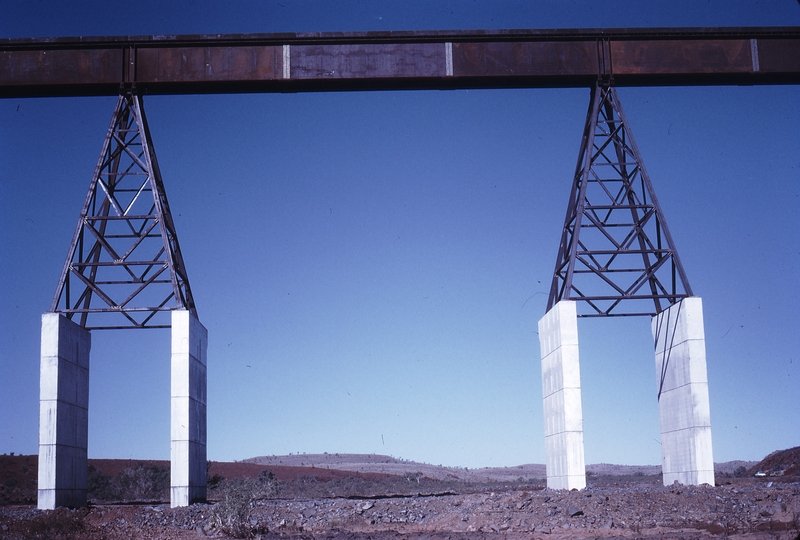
[3,452,799,540]
[88,457,395,482]
[208,461,394,483]
[0,455,37,505]
[748,447,800,477]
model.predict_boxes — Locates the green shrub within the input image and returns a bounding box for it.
[87,465,111,499]
[212,478,256,538]
[87,463,170,502]
[210,470,278,538]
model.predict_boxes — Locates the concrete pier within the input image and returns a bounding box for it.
[538,300,586,490]
[170,309,208,507]
[652,297,714,486]
[38,313,91,509]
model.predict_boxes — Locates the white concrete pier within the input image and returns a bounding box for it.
[38,313,91,509]
[170,309,208,507]
[538,300,586,490]
[652,297,714,486]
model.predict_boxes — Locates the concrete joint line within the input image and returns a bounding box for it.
[40,443,85,450]
[44,399,88,409]
[660,380,705,392]
[660,425,710,434]
[542,388,580,399]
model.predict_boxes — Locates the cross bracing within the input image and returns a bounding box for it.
[50,93,195,329]
[547,83,692,317]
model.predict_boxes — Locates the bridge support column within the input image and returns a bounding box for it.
[38,313,91,509]
[538,300,586,490]
[653,297,714,486]
[171,309,208,507]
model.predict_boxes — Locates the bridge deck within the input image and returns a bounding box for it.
[1,27,799,96]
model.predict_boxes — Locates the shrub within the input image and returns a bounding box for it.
[88,463,170,502]
[212,478,256,538]
[87,465,111,499]
[210,470,279,538]
[114,464,170,501]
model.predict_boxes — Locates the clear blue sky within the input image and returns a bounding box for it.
[1,1,798,468]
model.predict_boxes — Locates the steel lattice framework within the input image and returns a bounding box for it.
[547,82,693,317]
[50,92,195,329]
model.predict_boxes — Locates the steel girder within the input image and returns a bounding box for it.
[546,82,693,317]
[50,92,196,329]
[2,28,800,96]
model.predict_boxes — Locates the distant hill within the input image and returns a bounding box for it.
[747,446,800,477]
[245,453,667,482]
[244,453,767,482]
[243,453,546,482]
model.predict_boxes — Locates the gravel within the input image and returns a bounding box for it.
[2,477,797,539]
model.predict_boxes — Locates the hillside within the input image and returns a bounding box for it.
[748,446,800,477]
[244,453,757,482]
[244,453,546,482]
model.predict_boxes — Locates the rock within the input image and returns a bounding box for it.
[567,505,584,517]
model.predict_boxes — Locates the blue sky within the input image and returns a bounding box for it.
[1,1,798,468]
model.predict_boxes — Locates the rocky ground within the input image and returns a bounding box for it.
[1,448,798,540]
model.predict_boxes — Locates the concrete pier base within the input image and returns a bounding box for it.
[38,313,91,509]
[652,297,714,486]
[538,300,586,490]
[171,310,208,507]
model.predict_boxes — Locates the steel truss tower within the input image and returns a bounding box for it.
[547,82,692,317]
[39,92,206,509]
[50,92,196,330]
[538,82,713,491]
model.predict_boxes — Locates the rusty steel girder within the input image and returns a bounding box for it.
[1,27,799,97]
